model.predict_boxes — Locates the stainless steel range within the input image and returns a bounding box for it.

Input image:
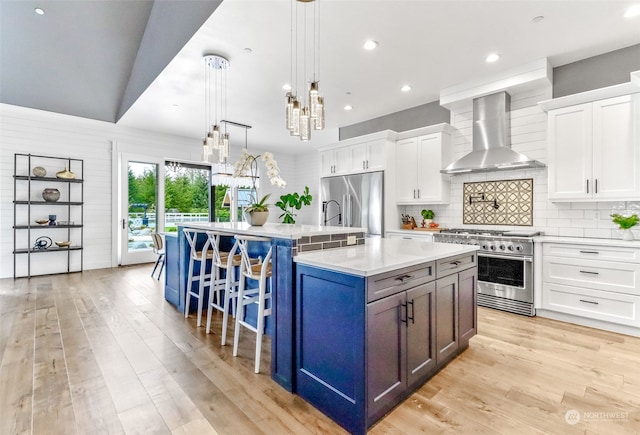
[433,228,541,316]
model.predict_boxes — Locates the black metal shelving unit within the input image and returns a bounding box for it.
[13,153,84,278]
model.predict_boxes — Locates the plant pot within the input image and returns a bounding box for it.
[42,188,60,202]
[622,229,634,241]
[244,210,269,226]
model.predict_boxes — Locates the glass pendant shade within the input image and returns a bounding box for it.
[203,138,212,162]
[309,81,320,119]
[285,93,295,130]
[314,96,325,130]
[300,107,311,141]
[212,125,221,149]
[219,133,230,162]
[291,99,301,136]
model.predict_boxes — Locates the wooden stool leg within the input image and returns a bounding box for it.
[232,270,245,357]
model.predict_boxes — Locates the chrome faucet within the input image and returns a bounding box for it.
[322,200,342,225]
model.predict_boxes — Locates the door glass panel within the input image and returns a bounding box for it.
[478,256,524,287]
[127,162,157,252]
[164,162,211,232]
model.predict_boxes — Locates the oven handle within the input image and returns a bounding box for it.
[479,253,533,262]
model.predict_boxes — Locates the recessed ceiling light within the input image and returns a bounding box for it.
[486,53,500,63]
[282,84,292,91]
[34,7,45,15]
[624,4,640,18]
[363,40,378,50]
[344,105,353,111]
[401,85,412,92]
[243,47,253,54]
[531,15,544,23]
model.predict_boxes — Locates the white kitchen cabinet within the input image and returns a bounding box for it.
[319,134,392,177]
[385,230,434,242]
[541,242,640,328]
[547,94,640,201]
[396,131,451,205]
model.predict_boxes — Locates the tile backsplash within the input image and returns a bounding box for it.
[463,178,533,226]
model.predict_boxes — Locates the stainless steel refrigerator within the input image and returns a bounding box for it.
[320,171,383,236]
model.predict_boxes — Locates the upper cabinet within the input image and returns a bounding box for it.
[395,124,453,205]
[318,131,395,177]
[547,94,640,201]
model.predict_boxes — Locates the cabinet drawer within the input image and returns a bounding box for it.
[367,263,434,303]
[543,243,640,263]
[543,256,640,296]
[436,253,476,279]
[543,282,640,327]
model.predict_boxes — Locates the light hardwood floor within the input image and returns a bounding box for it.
[1,265,639,434]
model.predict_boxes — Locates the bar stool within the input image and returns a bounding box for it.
[205,231,241,344]
[183,228,214,327]
[232,235,273,373]
[150,232,165,280]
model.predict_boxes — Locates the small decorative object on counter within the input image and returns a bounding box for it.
[243,193,271,226]
[421,209,435,227]
[611,213,638,241]
[35,218,49,225]
[32,166,46,177]
[42,188,60,202]
[55,241,72,248]
[275,186,312,224]
[401,213,416,230]
[48,214,57,226]
[33,236,52,250]
[56,166,76,179]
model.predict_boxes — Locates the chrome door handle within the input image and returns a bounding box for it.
[579,270,599,275]
[586,179,589,194]
[579,299,599,305]
[579,250,599,254]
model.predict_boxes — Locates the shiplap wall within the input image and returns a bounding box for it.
[400,85,639,240]
[0,103,301,278]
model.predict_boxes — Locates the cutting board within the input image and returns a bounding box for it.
[413,227,443,232]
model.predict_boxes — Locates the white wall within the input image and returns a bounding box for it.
[399,85,639,240]
[1,104,204,278]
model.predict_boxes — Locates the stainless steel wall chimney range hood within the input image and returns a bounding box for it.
[441,92,545,174]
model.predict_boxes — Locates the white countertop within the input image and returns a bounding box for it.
[175,222,367,240]
[534,235,640,248]
[294,238,478,276]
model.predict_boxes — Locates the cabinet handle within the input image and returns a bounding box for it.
[413,189,416,199]
[450,260,461,266]
[400,302,408,324]
[579,250,599,254]
[362,161,365,170]
[122,219,126,230]
[579,270,599,275]
[586,179,589,194]
[417,189,420,198]
[407,299,415,324]
[395,274,413,282]
[579,299,599,305]
[595,179,598,194]
[366,160,369,169]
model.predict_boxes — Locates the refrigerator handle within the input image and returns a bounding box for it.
[343,194,352,227]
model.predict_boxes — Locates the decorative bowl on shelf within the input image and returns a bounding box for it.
[35,219,49,225]
[32,166,47,177]
[55,241,72,248]
[42,188,60,202]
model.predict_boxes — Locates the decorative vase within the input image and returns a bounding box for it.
[56,166,76,179]
[48,214,57,226]
[244,210,269,226]
[32,166,47,177]
[622,229,634,241]
[42,188,60,202]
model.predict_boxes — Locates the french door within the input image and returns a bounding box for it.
[120,154,165,265]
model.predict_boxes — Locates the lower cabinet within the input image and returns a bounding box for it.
[296,255,477,435]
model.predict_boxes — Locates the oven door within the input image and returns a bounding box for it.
[477,253,533,303]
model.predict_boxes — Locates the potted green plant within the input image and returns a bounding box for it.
[421,209,435,226]
[244,193,271,226]
[275,186,313,224]
[611,213,638,241]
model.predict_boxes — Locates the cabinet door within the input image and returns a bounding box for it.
[349,142,368,172]
[416,133,449,203]
[458,267,477,348]
[395,138,418,203]
[406,282,437,388]
[592,95,640,200]
[366,139,386,172]
[367,292,407,422]
[547,103,593,200]
[435,274,459,365]
[320,150,336,176]
[334,146,352,175]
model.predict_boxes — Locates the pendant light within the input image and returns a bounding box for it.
[284,0,324,141]
[202,54,230,162]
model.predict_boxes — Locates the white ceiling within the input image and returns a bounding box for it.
[7,1,640,156]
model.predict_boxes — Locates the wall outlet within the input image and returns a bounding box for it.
[347,235,357,245]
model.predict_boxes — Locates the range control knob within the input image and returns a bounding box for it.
[499,244,506,251]
[515,245,524,252]
[481,244,489,250]
[490,245,497,251]
[507,245,515,251]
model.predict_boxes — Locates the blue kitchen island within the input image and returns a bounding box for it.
[294,238,479,434]
[164,222,367,392]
